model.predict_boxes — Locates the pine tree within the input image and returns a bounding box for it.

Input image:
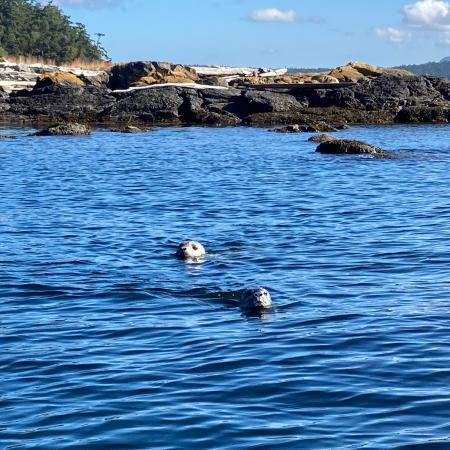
[0,0,107,63]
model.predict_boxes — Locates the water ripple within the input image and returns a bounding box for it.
[1,125,450,449]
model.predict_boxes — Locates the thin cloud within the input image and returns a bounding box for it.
[249,8,297,23]
[375,27,412,45]
[307,15,326,25]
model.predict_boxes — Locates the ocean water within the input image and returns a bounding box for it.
[1,124,450,449]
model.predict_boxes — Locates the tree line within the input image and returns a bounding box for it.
[397,61,450,79]
[0,0,107,64]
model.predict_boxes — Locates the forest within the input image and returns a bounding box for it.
[397,60,450,79]
[0,0,107,64]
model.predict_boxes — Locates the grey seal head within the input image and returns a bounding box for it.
[240,288,272,311]
[176,240,206,261]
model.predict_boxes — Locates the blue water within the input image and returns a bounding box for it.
[1,124,450,449]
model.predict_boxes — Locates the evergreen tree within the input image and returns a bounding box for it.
[0,0,107,63]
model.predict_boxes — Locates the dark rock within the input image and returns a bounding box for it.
[316,139,393,158]
[78,72,109,88]
[99,87,184,123]
[0,134,17,139]
[161,88,241,125]
[178,90,204,121]
[307,121,339,132]
[302,75,445,113]
[8,84,115,121]
[273,124,302,133]
[33,122,91,136]
[1,64,450,128]
[198,76,229,87]
[308,133,337,143]
[121,126,145,133]
[427,77,450,101]
[395,106,448,123]
[238,90,303,115]
[304,87,360,108]
[273,121,338,133]
[201,88,241,105]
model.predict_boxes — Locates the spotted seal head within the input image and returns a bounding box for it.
[176,240,206,261]
[240,288,272,311]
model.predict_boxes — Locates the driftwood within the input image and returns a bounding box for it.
[190,65,287,77]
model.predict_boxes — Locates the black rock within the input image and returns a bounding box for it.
[272,124,302,133]
[99,87,184,122]
[316,138,393,158]
[395,106,449,123]
[238,90,303,115]
[308,133,337,143]
[8,84,115,122]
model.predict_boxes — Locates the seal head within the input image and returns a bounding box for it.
[176,240,206,261]
[240,288,272,311]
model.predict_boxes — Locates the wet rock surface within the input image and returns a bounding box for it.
[33,122,91,136]
[308,133,337,143]
[316,138,393,158]
[272,121,340,133]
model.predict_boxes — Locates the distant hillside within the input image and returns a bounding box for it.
[396,61,450,78]
[0,0,106,64]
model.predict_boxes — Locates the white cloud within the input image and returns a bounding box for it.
[375,27,412,44]
[402,0,450,30]
[250,8,297,23]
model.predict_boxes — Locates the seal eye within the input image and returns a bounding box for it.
[192,244,198,250]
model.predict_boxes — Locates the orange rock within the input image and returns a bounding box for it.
[382,67,414,77]
[328,61,383,82]
[134,75,159,86]
[37,72,85,87]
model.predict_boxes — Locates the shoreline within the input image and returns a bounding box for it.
[1,60,450,129]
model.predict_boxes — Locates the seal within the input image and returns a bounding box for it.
[240,288,272,311]
[176,240,206,261]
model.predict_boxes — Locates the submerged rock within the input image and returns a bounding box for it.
[0,134,17,139]
[273,124,302,133]
[316,138,393,158]
[308,133,337,143]
[272,121,339,133]
[33,122,91,136]
[120,125,147,133]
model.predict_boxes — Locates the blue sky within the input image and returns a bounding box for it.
[52,0,450,67]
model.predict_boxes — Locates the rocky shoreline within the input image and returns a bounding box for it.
[1,60,450,128]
